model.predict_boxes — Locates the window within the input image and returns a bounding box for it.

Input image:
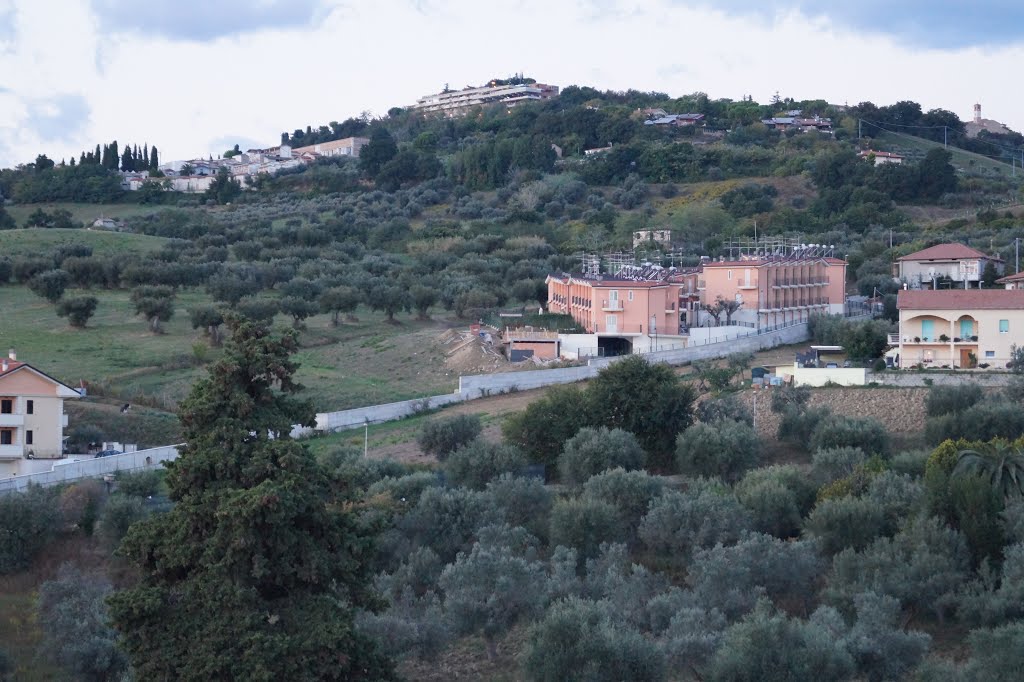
[26,400,33,415]
[727,270,733,280]
[0,430,10,445]
[1000,319,1010,333]
[0,399,10,414]
[26,431,32,445]
[985,350,995,358]
[628,290,634,301]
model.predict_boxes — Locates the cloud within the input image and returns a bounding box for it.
[27,94,91,142]
[0,2,14,46]
[90,0,329,42]
[696,1,1024,48]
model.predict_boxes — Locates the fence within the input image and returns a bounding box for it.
[0,444,182,494]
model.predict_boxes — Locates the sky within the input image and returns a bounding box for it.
[1,0,1024,168]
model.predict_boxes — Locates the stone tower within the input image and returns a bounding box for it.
[974,103,982,123]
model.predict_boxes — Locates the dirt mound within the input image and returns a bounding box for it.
[441,327,507,375]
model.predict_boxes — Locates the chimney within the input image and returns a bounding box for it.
[1,359,7,372]
[7,349,14,361]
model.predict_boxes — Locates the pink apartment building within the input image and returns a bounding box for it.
[699,256,848,328]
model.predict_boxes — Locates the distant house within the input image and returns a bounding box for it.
[996,271,1024,290]
[583,146,613,157]
[633,229,672,248]
[895,242,1004,289]
[894,289,1024,369]
[858,150,904,166]
[91,217,118,230]
[0,350,80,466]
[291,137,370,159]
[761,116,833,133]
[643,113,705,127]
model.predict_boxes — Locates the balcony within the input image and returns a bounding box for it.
[0,413,24,428]
[738,282,757,290]
[602,300,624,311]
[771,279,830,289]
[595,322,643,335]
[0,444,22,460]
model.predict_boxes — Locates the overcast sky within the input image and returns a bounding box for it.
[1,0,1022,168]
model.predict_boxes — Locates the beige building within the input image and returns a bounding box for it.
[0,351,80,463]
[894,290,1024,369]
[411,80,559,116]
[997,271,1024,290]
[895,243,1003,289]
[291,137,369,159]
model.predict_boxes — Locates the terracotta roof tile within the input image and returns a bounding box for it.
[897,289,1024,310]
[996,271,1024,283]
[898,243,999,262]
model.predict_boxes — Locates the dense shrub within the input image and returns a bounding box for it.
[559,427,646,486]
[676,420,760,483]
[522,598,666,682]
[549,497,627,564]
[778,405,832,445]
[585,356,696,469]
[708,601,854,682]
[735,465,817,538]
[689,534,823,618]
[399,486,499,563]
[486,473,552,542]
[805,495,887,555]
[416,413,482,459]
[925,383,983,417]
[925,401,1024,445]
[97,495,148,546]
[639,480,751,562]
[114,469,163,497]
[0,486,61,573]
[809,415,889,456]
[827,516,970,620]
[582,468,664,532]
[444,439,527,489]
[812,447,867,485]
[37,564,127,680]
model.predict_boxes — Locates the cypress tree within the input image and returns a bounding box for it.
[108,318,396,681]
[149,145,159,170]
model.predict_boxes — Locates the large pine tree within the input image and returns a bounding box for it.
[108,318,395,681]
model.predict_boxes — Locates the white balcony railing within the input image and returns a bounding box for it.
[0,444,23,460]
[0,414,24,428]
[602,300,624,311]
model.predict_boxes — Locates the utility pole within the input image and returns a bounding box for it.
[858,119,861,139]
[364,421,369,458]
[1016,236,1020,274]
[944,126,948,148]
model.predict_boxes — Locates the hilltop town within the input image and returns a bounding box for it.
[2,71,1024,681]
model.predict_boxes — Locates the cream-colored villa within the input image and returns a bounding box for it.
[0,350,79,462]
[894,290,1024,368]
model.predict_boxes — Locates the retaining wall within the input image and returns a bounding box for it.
[866,371,1016,388]
[316,391,467,433]
[0,444,182,494]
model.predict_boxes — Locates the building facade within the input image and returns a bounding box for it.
[894,289,1024,369]
[0,351,80,463]
[411,81,559,116]
[699,256,848,328]
[895,243,1003,289]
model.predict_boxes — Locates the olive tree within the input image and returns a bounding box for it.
[676,420,760,483]
[559,427,645,486]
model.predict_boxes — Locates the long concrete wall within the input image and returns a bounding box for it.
[316,391,467,433]
[867,371,1016,388]
[0,444,182,494]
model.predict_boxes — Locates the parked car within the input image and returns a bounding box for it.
[94,449,122,458]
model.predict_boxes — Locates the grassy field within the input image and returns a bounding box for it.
[0,228,169,258]
[4,202,169,228]
[0,284,462,415]
[873,129,1019,177]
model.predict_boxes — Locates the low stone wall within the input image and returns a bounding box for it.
[867,371,1016,388]
[0,444,182,494]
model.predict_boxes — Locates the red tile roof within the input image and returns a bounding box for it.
[0,359,24,377]
[996,271,1024,283]
[898,243,999,262]
[897,289,1024,310]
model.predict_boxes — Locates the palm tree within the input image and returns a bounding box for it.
[953,443,1024,500]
